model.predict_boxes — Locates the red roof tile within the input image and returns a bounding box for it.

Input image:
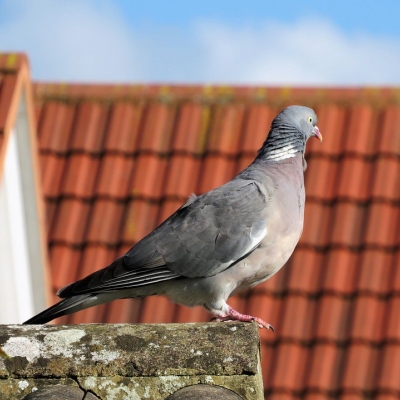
[306,104,346,157]
[86,200,125,245]
[279,294,315,342]
[301,202,333,249]
[340,396,365,400]
[246,293,282,345]
[379,106,400,156]
[44,200,58,233]
[157,198,187,223]
[131,154,168,199]
[241,104,275,154]
[266,394,294,400]
[307,343,342,391]
[163,155,201,198]
[49,245,81,290]
[139,103,176,153]
[375,396,400,400]
[121,199,159,244]
[103,102,142,154]
[388,250,400,293]
[139,296,177,323]
[174,304,210,324]
[377,344,400,392]
[372,157,400,201]
[305,157,339,201]
[171,102,208,154]
[314,294,351,342]
[40,154,66,198]
[284,248,324,295]
[70,102,108,153]
[104,298,144,323]
[50,199,91,245]
[0,74,18,134]
[207,104,245,155]
[305,394,332,400]
[268,343,308,392]
[61,154,99,199]
[236,152,256,172]
[348,295,385,342]
[77,245,117,281]
[365,203,400,248]
[340,343,379,392]
[343,105,378,157]
[385,296,400,342]
[356,250,393,295]
[321,249,359,295]
[197,154,237,193]
[336,157,372,201]
[27,79,400,399]
[0,53,29,71]
[37,101,75,153]
[95,154,134,199]
[255,264,288,296]
[330,202,367,248]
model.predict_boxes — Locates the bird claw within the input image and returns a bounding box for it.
[247,316,274,331]
[210,307,274,332]
[253,319,274,332]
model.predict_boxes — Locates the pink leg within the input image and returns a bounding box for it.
[211,306,274,331]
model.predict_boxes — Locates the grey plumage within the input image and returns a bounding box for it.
[24,105,322,328]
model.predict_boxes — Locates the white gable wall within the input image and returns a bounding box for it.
[0,91,47,323]
[0,131,34,322]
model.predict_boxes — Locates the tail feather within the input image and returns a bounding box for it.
[23,294,98,324]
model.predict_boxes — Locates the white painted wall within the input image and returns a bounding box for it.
[0,92,47,323]
[0,132,34,322]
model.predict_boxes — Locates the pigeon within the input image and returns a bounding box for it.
[24,105,322,329]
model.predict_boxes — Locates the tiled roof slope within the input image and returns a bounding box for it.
[34,83,400,399]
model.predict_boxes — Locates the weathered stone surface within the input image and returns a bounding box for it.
[166,384,244,399]
[77,374,261,400]
[0,322,263,400]
[22,385,86,400]
[0,323,259,378]
[19,385,100,400]
[0,378,79,400]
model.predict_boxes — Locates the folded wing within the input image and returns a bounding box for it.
[58,179,271,297]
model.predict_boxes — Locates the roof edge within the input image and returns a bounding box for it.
[0,53,30,73]
[33,83,400,108]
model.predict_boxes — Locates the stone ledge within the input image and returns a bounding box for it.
[0,322,263,400]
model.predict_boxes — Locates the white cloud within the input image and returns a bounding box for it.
[0,0,140,81]
[192,19,400,84]
[1,0,400,84]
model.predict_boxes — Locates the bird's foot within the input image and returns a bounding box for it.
[211,306,274,331]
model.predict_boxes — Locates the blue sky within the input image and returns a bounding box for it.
[117,0,400,37]
[1,0,400,84]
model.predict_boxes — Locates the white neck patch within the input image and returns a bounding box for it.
[265,144,298,161]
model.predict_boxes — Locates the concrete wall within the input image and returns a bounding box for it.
[0,322,263,399]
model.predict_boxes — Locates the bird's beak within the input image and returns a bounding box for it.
[313,126,322,142]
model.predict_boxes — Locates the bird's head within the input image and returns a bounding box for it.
[257,105,322,162]
[273,105,322,142]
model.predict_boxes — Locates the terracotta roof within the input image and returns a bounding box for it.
[32,80,400,398]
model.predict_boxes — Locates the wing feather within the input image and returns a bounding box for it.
[59,178,272,296]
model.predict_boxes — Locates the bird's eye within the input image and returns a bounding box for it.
[308,116,313,124]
